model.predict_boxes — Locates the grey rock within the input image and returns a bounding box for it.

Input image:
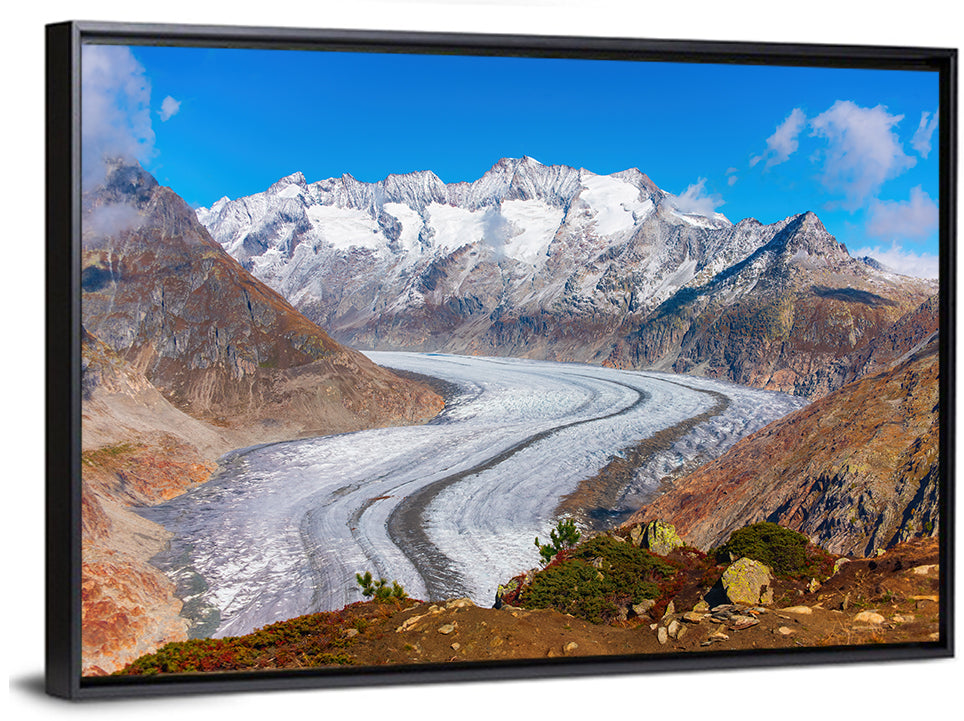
[657,626,669,645]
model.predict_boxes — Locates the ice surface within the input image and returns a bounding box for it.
[139,354,804,638]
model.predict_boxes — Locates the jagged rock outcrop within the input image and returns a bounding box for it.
[627,335,940,557]
[198,158,934,398]
[796,293,940,399]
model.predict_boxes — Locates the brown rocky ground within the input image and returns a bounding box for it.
[117,537,940,676]
[343,539,941,665]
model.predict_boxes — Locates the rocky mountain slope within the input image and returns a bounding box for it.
[198,157,935,397]
[83,161,443,438]
[80,162,444,674]
[798,292,940,399]
[626,332,940,557]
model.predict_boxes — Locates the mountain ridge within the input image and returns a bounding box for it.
[198,158,934,398]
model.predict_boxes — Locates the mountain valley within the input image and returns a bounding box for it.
[79,157,943,675]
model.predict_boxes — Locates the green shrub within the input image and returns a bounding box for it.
[519,534,675,623]
[715,522,811,577]
[534,517,582,565]
[356,571,408,601]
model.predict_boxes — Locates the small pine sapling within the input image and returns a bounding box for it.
[534,517,582,565]
[355,571,408,601]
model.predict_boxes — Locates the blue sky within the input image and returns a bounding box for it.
[82,43,941,277]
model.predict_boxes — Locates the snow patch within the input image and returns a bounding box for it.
[671,211,731,229]
[305,205,384,251]
[275,184,304,200]
[425,203,488,252]
[500,199,564,265]
[577,174,653,236]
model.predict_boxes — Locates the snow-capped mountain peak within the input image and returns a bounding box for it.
[196,158,932,397]
[195,158,759,311]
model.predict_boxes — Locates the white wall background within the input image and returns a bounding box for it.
[4,1,960,718]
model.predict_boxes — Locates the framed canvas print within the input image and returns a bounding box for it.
[46,20,955,699]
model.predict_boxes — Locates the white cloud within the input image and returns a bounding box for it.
[852,242,939,279]
[751,108,806,169]
[727,175,738,187]
[83,203,145,249]
[911,110,939,159]
[81,45,156,189]
[866,186,939,241]
[671,178,724,216]
[809,100,915,210]
[159,95,181,122]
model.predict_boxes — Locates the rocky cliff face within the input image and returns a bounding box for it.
[794,293,940,399]
[80,163,444,674]
[626,334,940,557]
[198,158,934,398]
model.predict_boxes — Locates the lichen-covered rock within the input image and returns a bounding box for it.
[494,578,520,609]
[722,557,774,606]
[643,520,685,556]
[631,599,656,617]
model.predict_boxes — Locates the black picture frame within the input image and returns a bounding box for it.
[45,20,956,699]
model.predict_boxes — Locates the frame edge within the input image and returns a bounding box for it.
[45,20,82,700]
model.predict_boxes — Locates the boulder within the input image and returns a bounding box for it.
[446,598,475,609]
[721,557,774,606]
[631,599,656,617]
[642,520,685,556]
[853,610,885,625]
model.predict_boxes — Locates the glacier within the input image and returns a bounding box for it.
[139,353,805,639]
